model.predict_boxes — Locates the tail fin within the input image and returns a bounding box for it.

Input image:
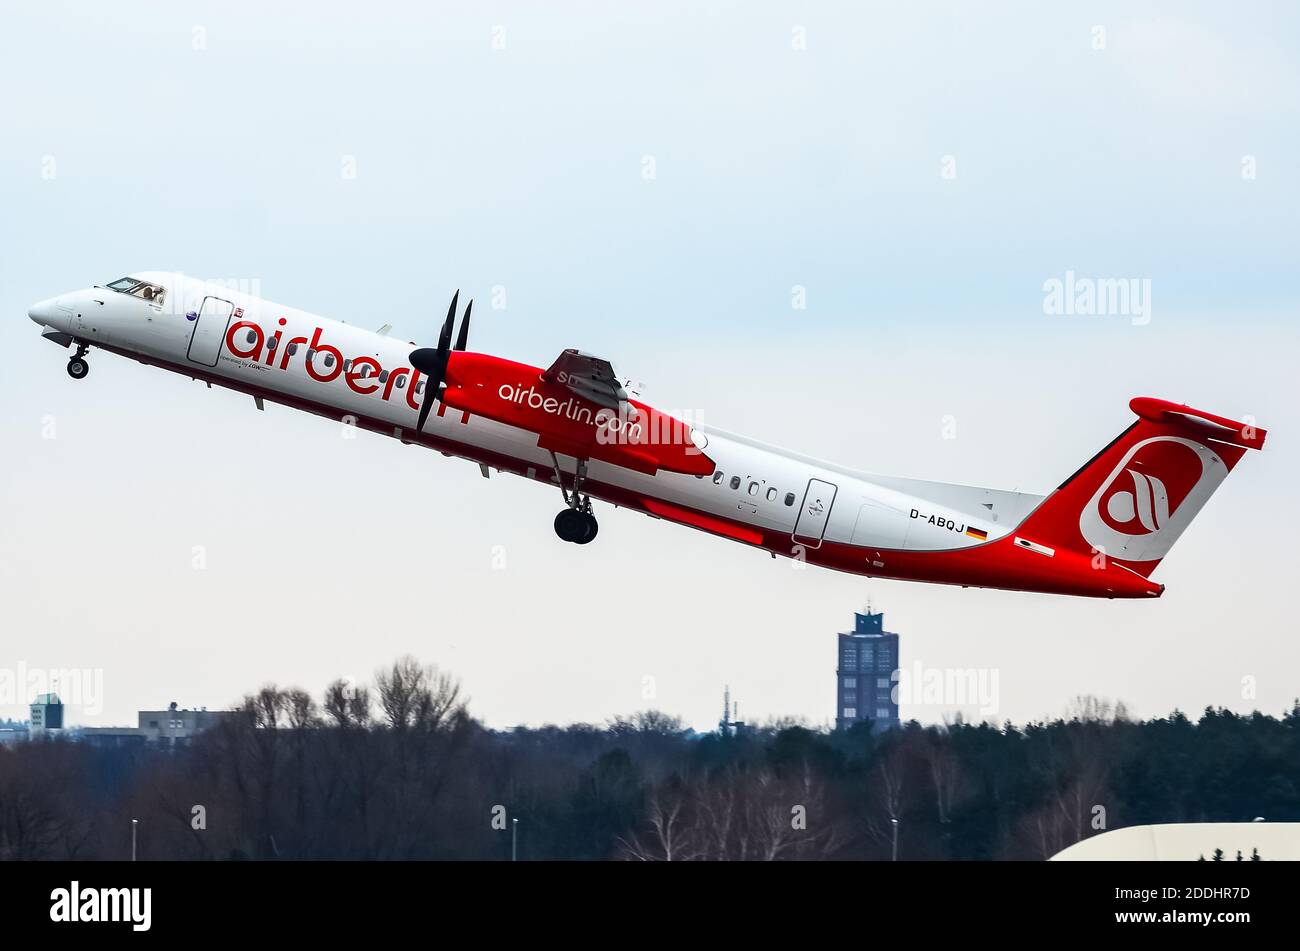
[1015,398,1266,577]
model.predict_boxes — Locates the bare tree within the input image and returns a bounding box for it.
[621,763,846,861]
[376,656,465,732]
[620,781,695,861]
[923,727,968,856]
[324,679,371,727]
[0,748,81,859]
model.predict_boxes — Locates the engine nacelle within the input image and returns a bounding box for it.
[440,353,714,477]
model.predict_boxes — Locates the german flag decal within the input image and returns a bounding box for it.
[965,526,988,541]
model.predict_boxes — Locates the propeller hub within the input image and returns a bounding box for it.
[410,348,443,376]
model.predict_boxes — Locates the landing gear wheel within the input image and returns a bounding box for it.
[67,357,89,380]
[574,511,599,545]
[554,509,588,543]
[549,453,598,544]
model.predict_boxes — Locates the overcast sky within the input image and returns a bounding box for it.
[1,2,1297,731]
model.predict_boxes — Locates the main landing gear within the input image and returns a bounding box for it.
[555,508,597,544]
[66,343,90,380]
[550,453,599,545]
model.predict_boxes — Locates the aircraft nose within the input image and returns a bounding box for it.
[28,296,61,326]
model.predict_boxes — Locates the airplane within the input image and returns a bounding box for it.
[28,272,1267,599]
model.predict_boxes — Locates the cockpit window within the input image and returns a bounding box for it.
[106,276,165,306]
[130,283,164,303]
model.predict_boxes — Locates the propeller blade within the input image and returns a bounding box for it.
[416,387,434,433]
[454,300,473,351]
[410,291,462,434]
[439,291,459,352]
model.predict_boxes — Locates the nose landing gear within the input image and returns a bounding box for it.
[550,453,599,544]
[66,343,90,380]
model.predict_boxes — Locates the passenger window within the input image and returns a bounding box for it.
[712,471,724,485]
[784,492,796,506]
[729,476,741,490]
[396,375,406,389]
[287,343,299,356]
[766,487,777,502]
[245,329,257,345]
[379,370,390,383]
[748,482,759,496]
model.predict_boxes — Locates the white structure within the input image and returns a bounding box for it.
[1051,823,1300,861]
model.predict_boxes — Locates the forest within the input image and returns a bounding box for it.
[1,657,1297,861]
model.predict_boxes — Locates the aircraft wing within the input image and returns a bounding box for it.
[541,349,628,410]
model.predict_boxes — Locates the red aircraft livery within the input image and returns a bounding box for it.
[28,272,1269,599]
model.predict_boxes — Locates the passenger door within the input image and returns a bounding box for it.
[186,296,235,367]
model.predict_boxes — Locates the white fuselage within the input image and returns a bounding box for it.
[29,273,1038,569]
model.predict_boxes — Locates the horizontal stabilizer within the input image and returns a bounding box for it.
[1129,397,1266,450]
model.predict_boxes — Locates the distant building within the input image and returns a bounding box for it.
[78,701,236,748]
[137,701,233,738]
[30,693,64,735]
[835,608,900,732]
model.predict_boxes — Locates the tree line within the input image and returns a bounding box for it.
[1,657,1296,860]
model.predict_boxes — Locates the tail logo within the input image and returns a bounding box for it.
[1104,470,1167,532]
[1080,436,1226,563]
[1098,439,1201,536]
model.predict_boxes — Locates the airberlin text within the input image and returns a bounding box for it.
[224,319,424,407]
[498,383,645,443]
